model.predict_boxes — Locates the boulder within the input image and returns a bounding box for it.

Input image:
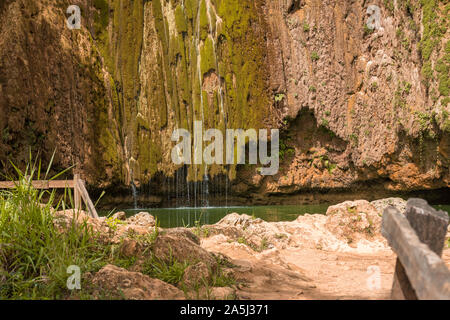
[120,239,141,258]
[325,200,383,245]
[370,198,407,215]
[112,211,127,221]
[151,233,217,269]
[182,262,210,287]
[53,209,109,236]
[216,213,263,229]
[126,212,156,228]
[92,265,184,300]
[164,228,200,245]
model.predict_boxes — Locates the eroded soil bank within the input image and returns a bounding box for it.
[52,198,450,300]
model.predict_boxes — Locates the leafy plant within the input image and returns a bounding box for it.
[274,93,285,102]
[303,22,310,32]
[142,253,189,285]
[105,216,125,231]
[311,52,319,61]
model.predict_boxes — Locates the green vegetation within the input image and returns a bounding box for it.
[279,137,295,160]
[349,133,359,146]
[419,0,449,99]
[0,161,111,299]
[363,24,374,36]
[370,82,378,91]
[275,93,286,102]
[308,154,337,174]
[394,81,411,110]
[311,51,320,61]
[0,159,236,299]
[142,253,189,285]
[303,22,310,32]
[384,0,395,15]
[193,218,211,238]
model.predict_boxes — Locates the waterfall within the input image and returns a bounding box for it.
[131,181,138,210]
[160,0,230,211]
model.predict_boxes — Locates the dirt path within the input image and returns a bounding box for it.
[203,238,450,300]
[281,248,396,299]
[199,200,450,300]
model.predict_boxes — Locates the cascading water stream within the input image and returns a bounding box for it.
[130,181,138,210]
[161,0,229,214]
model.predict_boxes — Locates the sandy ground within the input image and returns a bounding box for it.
[202,239,450,300]
[197,199,450,300]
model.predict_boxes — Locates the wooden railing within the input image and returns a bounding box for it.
[0,174,99,219]
[382,198,450,300]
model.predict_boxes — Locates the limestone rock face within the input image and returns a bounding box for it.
[205,198,404,253]
[92,265,184,300]
[370,198,407,215]
[0,0,448,199]
[325,200,383,246]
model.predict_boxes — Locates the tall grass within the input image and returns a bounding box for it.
[0,154,237,300]
[0,156,110,299]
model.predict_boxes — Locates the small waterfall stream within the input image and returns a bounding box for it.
[140,0,231,225]
[131,181,138,210]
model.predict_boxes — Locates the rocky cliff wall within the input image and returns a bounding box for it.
[0,0,448,201]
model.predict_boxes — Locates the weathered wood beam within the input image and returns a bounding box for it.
[382,206,450,300]
[0,180,75,189]
[405,199,449,256]
[390,199,449,299]
[74,174,81,212]
[76,179,99,219]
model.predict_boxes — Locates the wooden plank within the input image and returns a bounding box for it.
[76,179,99,219]
[0,180,74,189]
[390,199,449,300]
[391,260,417,300]
[48,180,75,189]
[405,198,449,256]
[382,206,450,300]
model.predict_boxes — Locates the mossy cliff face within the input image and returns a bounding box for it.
[0,0,448,198]
[91,0,271,185]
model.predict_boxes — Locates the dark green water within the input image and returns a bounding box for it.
[101,204,450,229]
[101,204,330,228]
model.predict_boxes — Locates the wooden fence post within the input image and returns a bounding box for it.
[389,198,449,300]
[76,178,99,219]
[74,174,81,212]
